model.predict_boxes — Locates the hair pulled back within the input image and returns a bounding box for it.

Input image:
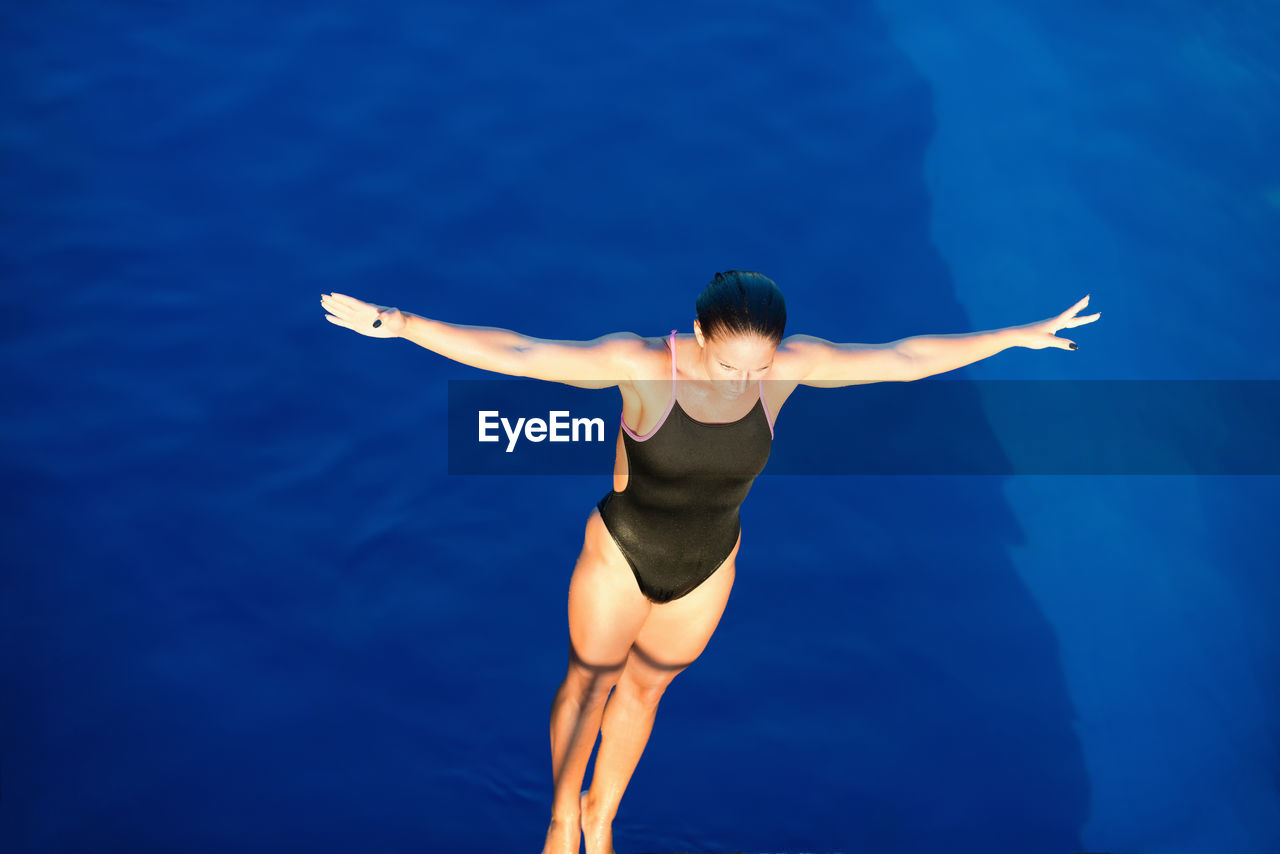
[695,270,786,345]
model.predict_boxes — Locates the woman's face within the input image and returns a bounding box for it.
[695,326,777,399]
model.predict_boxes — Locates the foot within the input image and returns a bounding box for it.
[541,809,580,854]
[579,789,617,854]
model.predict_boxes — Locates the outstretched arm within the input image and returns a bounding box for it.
[319,292,639,389]
[899,294,1099,379]
[791,294,1100,387]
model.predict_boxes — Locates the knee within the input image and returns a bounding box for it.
[618,666,684,708]
[564,662,623,705]
[625,681,668,708]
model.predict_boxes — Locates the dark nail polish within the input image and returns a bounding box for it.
[373,319,382,328]
[1069,342,1078,350]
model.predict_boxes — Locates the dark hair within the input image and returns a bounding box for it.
[695,270,786,345]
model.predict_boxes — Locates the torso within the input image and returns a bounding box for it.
[591,330,784,603]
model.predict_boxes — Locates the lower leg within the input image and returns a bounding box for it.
[547,672,613,819]
[582,678,663,830]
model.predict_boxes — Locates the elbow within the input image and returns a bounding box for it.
[893,346,929,382]
[903,359,929,382]
[492,346,532,378]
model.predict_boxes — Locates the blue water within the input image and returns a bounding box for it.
[3,2,1278,852]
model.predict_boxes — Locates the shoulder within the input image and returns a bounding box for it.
[600,331,674,383]
[766,334,819,383]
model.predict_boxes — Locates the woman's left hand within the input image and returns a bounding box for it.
[1019,294,1101,350]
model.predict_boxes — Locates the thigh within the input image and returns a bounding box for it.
[628,530,740,681]
[566,509,653,677]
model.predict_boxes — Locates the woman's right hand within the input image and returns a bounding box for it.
[320,292,407,339]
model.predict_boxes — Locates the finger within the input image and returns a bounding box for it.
[1061,294,1090,318]
[1057,338,1078,350]
[324,313,354,331]
[320,294,345,314]
[327,293,366,312]
[1061,312,1101,328]
[320,297,354,322]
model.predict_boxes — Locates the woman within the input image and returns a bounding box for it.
[320,271,1099,854]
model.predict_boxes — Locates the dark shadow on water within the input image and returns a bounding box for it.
[557,3,1094,853]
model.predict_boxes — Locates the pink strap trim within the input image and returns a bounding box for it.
[620,329,679,442]
[670,329,677,382]
[759,377,774,438]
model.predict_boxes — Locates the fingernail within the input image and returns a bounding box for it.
[1069,342,1078,350]
[373,319,382,328]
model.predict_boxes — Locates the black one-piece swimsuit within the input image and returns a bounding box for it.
[596,330,774,603]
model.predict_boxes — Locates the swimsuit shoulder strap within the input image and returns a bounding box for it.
[758,375,774,436]
[669,329,678,388]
